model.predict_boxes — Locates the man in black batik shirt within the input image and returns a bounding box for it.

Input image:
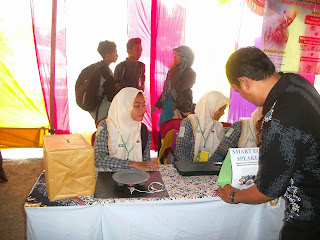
[218,46,320,240]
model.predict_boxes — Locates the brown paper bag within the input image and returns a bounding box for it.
[43,134,95,201]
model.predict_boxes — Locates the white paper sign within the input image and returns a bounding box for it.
[230,148,259,190]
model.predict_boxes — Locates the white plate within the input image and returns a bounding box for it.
[112,169,150,185]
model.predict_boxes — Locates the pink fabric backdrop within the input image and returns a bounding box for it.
[28,0,316,140]
[127,0,152,130]
[30,0,69,134]
[128,0,185,150]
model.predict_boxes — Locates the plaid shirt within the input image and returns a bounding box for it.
[94,120,151,169]
[211,120,242,162]
[174,118,195,162]
[175,118,242,162]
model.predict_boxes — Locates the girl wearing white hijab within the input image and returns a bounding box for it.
[238,107,263,147]
[175,91,231,162]
[94,87,159,171]
[211,107,263,162]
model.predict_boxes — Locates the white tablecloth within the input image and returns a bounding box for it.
[25,165,285,240]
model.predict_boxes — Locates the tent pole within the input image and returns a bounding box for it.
[49,0,57,135]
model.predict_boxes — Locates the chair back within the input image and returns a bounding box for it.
[157,120,232,164]
[158,119,183,164]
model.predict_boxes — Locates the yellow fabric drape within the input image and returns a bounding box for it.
[0,2,49,148]
[0,128,48,148]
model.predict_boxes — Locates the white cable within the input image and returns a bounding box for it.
[128,182,166,194]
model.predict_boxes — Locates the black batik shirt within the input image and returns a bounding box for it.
[257,73,320,231]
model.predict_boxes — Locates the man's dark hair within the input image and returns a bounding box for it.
[97,40,116,59]
[225,47,276,87]
[127,38,141,50]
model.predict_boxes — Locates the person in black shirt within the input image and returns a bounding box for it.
[218,46,320,240]
[114,38,145,92]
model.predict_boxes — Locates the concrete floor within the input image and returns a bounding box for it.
[0,149,43,240]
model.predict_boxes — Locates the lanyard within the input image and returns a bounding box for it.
[120,134,138,160]
[248,125,258,146]
[196,117,214,148]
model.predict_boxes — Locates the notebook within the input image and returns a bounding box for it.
[173,161,221,176]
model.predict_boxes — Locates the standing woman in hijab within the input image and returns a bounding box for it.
[174,91,231,162]
[94,87,159,171]
[151,46,196,126]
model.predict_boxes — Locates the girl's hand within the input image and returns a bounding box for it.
[130,160,160,171]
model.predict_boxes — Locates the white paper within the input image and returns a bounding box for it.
[230,148,259,190]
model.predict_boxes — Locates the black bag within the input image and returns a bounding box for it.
[75,62,114,112]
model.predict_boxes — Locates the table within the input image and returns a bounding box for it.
[25,165,285,240]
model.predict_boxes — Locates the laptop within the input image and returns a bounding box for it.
[173,161,221,176]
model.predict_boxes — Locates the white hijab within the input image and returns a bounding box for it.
[106,87,145,161]
[238,107,262,148]
[188,91,231,161]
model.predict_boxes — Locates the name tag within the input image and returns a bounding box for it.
[196,151,209,162]
[178,126,185,138]
[226,128,234,137]
[118,144,124,147]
